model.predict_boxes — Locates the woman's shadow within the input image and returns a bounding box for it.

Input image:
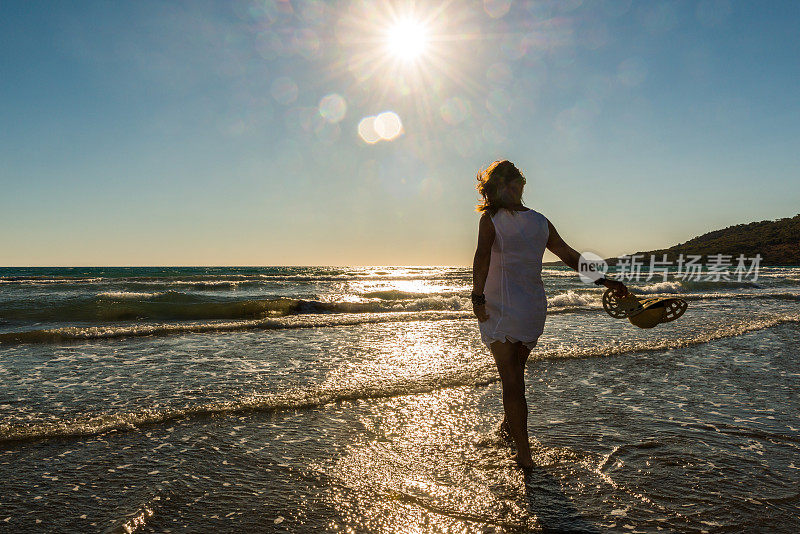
[522,464,601,534]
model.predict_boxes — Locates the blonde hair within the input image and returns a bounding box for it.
[475,160,526,216]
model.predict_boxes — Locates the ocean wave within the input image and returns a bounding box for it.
[0,293,472,325]
[633,281,685,294]
[364,289,602,311]
[361,289,454,300]
[629,279,768,294]
[0,277,105,285]
[541,268,580,277]
[157,280,246,288]
[5,289,798,340]
[0,310,472,344]
[548,290,596,308]
[682,291,800,302]
[0,295,293,323]
[2,313,797,443]
[97,291,166,299]
[0,271,471,287]
[149,274,469,284]
[684,279,764,290]
[547,288,800,306]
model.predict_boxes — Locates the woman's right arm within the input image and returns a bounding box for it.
[546,219,628,297]
[472,213,495,322]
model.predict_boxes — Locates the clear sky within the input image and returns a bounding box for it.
[1,0,799,266]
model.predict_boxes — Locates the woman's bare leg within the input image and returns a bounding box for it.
[517,342,532,373]
[491,340,533,468]
[500,343,532,439]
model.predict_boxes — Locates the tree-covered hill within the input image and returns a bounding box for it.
[608,214,800,266]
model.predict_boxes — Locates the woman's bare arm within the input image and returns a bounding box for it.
[546,219,628,296]
[545,220,581,270]
[472,213,495,321]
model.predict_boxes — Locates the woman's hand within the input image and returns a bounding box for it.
[603,278,628,297]
[473,303,490,322]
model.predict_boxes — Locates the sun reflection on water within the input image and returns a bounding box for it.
[319,389,540,533]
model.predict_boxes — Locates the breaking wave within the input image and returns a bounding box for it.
[0,311,471,344]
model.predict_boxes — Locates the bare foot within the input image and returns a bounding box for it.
[510,452,534,469]
[498,419,513,443]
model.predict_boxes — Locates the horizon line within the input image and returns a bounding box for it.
[0,264,475,269]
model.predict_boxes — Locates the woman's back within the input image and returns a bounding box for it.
[479,208,550,348]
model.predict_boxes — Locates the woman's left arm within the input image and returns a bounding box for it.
[546,219,628,297]
[472,213,495,322]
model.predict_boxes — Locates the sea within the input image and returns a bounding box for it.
[1,266,799,533]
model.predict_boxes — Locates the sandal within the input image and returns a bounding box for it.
[602,288,687,329]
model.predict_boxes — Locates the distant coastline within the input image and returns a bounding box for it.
[545,214,800,266]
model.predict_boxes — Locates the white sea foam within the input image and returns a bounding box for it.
[0,277,104,285]
[541,268,580,277]
[548,291,596,308]
[97,291,164,299]
[633,281,684,294]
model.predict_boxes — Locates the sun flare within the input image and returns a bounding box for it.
[336,2,477,146]
[386,19,429,61]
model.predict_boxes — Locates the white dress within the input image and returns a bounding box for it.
[478,208,550,350]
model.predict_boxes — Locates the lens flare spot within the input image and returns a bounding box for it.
[358,112,404,144]
[358,116,381,144]
[483,0,512,19]
[486,88,512,117]
[374,111,403,140]
[293,28,321,60]
[439,97,472,126]
[319,93,347,123]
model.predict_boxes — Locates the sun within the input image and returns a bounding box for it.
[386,18,429,62]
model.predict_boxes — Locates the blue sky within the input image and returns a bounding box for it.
[1,0,798,266]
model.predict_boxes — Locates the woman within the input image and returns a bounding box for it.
[471,160,627,468]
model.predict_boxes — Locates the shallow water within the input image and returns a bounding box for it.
[1,266,799,532]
